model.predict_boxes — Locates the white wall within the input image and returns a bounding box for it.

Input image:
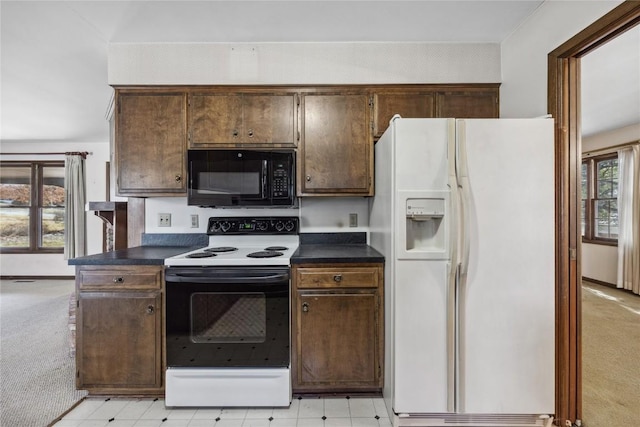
[0,141,110,276]
[500,0,622,118]
[580,123,640,284]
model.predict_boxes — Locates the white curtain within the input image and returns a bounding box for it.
[616,145,640,295]
[64,154,87,259]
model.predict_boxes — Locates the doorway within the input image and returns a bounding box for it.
[548,2,640,425]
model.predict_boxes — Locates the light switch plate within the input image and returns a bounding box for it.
[190,214,199,228]
[349,213,358,227]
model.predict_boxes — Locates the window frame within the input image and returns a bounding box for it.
[581,153,618,246]
[0,160,65,254]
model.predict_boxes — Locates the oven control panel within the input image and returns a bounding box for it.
[207,216,299,235]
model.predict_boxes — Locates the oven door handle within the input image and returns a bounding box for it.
[165,272,290,284]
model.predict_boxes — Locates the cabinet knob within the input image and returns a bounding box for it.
[302,302,309,313]
[333,274,342,283]
[175,174,182,182]
[248,129,254,137]
[306,175,311,182]
[146,305,155,315]
[113,276,124,283]
[233,130,239,137]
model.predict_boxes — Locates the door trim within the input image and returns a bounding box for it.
[547,2,640,424]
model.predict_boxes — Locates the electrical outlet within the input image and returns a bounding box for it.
[190,214,199,228]
[349,213,358,227]
[158,213,171,227]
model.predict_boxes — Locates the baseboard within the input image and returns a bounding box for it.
[0,275,75,280]
[582,276,616,288]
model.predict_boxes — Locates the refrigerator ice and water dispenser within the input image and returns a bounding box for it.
[404,196,447,256]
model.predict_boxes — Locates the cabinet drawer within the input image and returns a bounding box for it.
[296,267,378,289]
[77,266,162,291]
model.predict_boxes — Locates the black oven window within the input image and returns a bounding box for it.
[191,292,266,343]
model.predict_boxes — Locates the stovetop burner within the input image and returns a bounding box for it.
[247,251,284,258]
[187,252,217,259]
[205,246,238,253]
[264,246,288,251]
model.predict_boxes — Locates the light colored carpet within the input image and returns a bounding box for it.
[0,279,87,427]
[581,281,640,426]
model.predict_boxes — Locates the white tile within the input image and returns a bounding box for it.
[87,399,130,419]
[351,418,379,427]
[117,399,156,419]
[140,400,172,419]
[157,420,190,427]
[377,417,392,427]
[245,408,273,419]
[52,421,84,427]
[241,419,270,427]
[348,399,376,418]
[77,420,108,427]
[104,421,137,427]
[187,420,216,427]
[323,398,350,418]
[192,407,223,419]
[269,418,298,427]
[297,398,323,418]
[371,399,388,418]
[295,419,324,427]
[272,399,299,419]
[167,408,198,420]
[324,417,352,426]
[219,407,248,419]
[215,420,244,427]
[132,421,163,427]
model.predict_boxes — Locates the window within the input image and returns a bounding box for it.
[0,161,65,253]
[581,154,618,244]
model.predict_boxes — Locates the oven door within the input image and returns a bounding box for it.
[165,266,290,368]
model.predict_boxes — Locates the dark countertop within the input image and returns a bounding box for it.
[67,246,198,266]
[291,243,384,264]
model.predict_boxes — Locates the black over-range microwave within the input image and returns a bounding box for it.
[187,149,296,208]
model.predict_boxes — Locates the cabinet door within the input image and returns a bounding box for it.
[301,94,372,195]
[77,291,162,391]
[243,94,297,145]
[189,93,297,147]
[189,94,243,147]
[116,93,186,196]
[436,91,499,118]
[294,291,379,389]
[373,92,436,138]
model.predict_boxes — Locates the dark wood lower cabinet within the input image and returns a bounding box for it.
[75,265,164,395]
[292,263,384,394]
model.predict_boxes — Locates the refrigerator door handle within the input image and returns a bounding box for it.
[456,120,472,277]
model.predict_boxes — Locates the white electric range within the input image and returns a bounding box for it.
[164,216,299,408]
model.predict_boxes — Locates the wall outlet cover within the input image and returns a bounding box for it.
[158,213,171,227]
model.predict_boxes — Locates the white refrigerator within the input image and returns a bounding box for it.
[369,117,555,427]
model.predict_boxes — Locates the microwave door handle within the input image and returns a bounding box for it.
[262,160,268,199]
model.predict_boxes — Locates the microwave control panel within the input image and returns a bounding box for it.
[272,163,290,199]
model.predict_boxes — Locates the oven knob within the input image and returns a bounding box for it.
[221,221,231,232]
[275,221,284,231]
[285,220,295,232]
[210,221,221,232]
[257,221,268,231]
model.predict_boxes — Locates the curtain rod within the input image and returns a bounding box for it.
[582,140,639,158]
[0,151,91,158]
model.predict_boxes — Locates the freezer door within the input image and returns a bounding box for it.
[456,118,555,414]
[393,259,450,414]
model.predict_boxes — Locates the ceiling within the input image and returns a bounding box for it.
[1,1,638,144]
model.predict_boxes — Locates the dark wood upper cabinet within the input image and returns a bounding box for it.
[436,90,499,118]
[300,92,373,196]
[115,91,186,196]
[373,92,436,137]
[188,93,297,147]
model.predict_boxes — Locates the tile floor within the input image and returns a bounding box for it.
[52,396,392,427]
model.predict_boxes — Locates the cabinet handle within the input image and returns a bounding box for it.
[333,274,342,282]
[113,277,124,283]
[175,174,182,182]
[248,129,254,137]
[306,175,311,182]
[146,305,155,315]
[302,302,309,313]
